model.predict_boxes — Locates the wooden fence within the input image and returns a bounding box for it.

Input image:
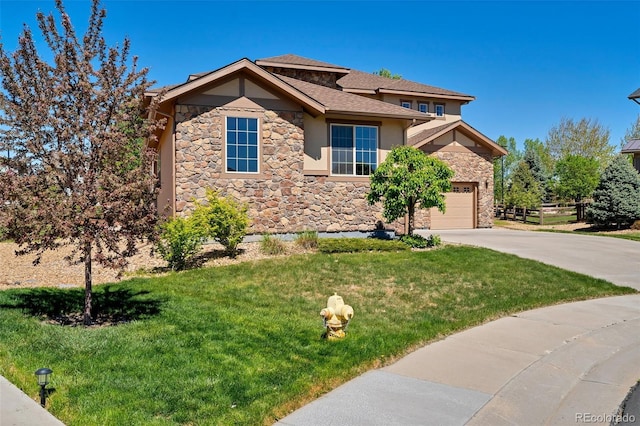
[495,203,588,225]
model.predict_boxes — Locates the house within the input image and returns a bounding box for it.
[624,88,640,173]
[146,54,506,234]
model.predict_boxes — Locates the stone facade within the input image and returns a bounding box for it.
[430,150,495,228]
[262,67,340,89]
[174,104,396,234]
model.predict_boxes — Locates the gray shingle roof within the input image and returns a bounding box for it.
[622,139,640,153]
[256,54,349,71]
[629,88,640,99]
[278,75,430,120]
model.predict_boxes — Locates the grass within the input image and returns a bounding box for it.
[539,228,640,242]
[0,246,635,425]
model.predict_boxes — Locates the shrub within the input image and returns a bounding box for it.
[400,234,442,248]
[318,238,409,254]
[156,216,206,271]
[586,155,640,228]
[260,234,288,255]
[294,230,318,250]
[193,189,249,253]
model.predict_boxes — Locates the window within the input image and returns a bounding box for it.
[331,124,378,176]
[226,117,259,173]
[401,101,412,109]
[418,103,429,113]
[435,103,445,117]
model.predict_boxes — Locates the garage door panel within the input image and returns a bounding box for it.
[430,186,475,230]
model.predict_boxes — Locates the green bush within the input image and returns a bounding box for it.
[318,238,409,254]
[400,234,441,248]
[193,189,249,253]
[156,216,206,271]
[260,234,288,255]
[294,230,318,250]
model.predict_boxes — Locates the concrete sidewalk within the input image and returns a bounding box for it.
[276,295,640,426]
[0,375,65,426]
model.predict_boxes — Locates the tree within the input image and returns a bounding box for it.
[523,140,552,201]
[373,68,402,79]
[0,0,163,325]
[493,136,521,205]
[586,155,640,228]
[545,117,614,167]
[553,155,600,202]
[367,146,453,236]
[621,114,640,148]
[505,161,542,211]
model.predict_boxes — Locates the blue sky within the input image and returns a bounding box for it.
[1,0,639,150]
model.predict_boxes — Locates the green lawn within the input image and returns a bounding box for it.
[0,246,635,425]
[540,229,640,242]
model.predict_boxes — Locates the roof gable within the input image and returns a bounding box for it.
[147,58,325,116]
[409,121,507,157]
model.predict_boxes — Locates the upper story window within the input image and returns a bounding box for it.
[400,101,412,109]
[435,103,445,117]
[226,117,259,173]
[418,103,429,113]
[331,124,378,176]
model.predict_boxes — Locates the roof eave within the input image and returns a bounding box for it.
[377,88,475,102]
[341,88,378,95]
[255,60,350,75]
[327,109,431,121]
[412,121,507,157]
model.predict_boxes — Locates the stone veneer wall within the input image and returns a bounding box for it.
[262,67,339,89]
[174,104,398,234]
[430,150,495,228]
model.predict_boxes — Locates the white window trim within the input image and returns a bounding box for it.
[224,116,261,174]
[400,101,412,109]
[418,102,429,113]
[329,123,379,177]
[435,103,445,117]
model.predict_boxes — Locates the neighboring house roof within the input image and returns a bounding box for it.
[337,69,475,101]
[629,88,640,104]
[409,120,508,157]
[278,75,431,120]
[622,139,640,153]
[146,58,325,117]
[255,54,350,74]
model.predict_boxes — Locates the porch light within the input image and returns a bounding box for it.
[34,368,52,407]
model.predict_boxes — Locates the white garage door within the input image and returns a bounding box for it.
[430,184,475,229]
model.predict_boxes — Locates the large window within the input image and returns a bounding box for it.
[331,124,378,176]
[226,117,259,173]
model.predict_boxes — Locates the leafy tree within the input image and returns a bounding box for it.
[493,136,521,205]
[0,0,163,325]
[367,146,453,236]
[545,117,614,167]
[523,141,551,201]
[505,161,542,210]
[621,114,640,147]
[586,155,640,228]
[373,68,402,79]
[553,155,600,202]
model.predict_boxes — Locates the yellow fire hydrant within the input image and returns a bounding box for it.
[320,293,354,340]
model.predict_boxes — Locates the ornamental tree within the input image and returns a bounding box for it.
[505,161,542,210]
[586,155,640,228]
[0,0,163,325]
[367,145,453,236]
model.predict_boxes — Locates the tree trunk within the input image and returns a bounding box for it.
[83,241,93,326]
[407,198,415,236]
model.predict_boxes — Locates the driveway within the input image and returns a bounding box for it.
[417,228,640,290]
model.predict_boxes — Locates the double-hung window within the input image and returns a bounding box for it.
[418,103,429,113]
[435,103,445,117]
[226,117,259,173]
[331,124,378,176]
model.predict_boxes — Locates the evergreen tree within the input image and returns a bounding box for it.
[586,155,640,228]
[493,136,521,205]
[505,161,542,210]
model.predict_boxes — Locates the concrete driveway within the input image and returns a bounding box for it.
[417,228,640,290]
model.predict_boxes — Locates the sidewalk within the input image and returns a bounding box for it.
[276,294,640,425]
[0,375,65,426]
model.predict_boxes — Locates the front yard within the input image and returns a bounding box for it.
[0,244,634,425]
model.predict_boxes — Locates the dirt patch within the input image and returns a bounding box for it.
[0,240,303,291]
